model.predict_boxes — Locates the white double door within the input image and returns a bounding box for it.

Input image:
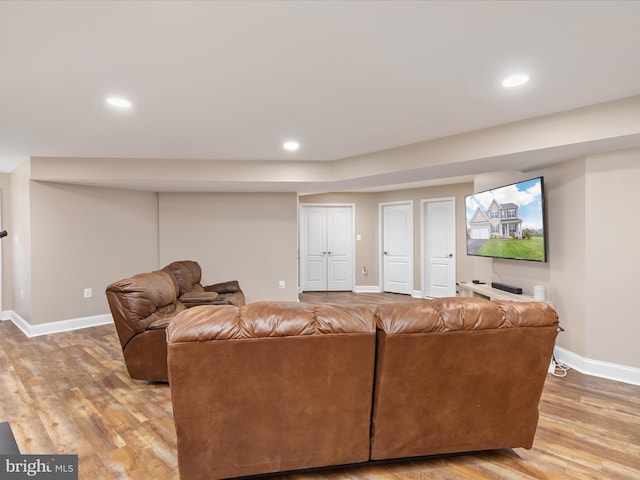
[300,205,353,291]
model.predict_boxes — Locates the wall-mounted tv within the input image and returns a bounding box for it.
[465,176,547,262]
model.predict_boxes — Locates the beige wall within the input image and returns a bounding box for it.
[158,192,298,302]
[585,150,639,368]
[0,173,12,313]
[543,159,587,358]
[29,182,159,324]
[10,162,32,321]
[10,182,298,325]
[300,182,474,293]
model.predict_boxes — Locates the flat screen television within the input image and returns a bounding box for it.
[465,176,547,262]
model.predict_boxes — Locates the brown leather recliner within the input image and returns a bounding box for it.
[162,260,245,306]
[370,297,560,459]
[166,301,376,480]
[105,270,186,382]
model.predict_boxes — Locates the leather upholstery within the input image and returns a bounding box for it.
[166,297,560,479]
[370,297,560,459]
[167,302,376,480]
[163,260,245,306]
[105,270,186,382]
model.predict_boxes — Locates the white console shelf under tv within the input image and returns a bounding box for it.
[457,282,554,307]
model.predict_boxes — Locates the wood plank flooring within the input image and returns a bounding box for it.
[1,292,639,479]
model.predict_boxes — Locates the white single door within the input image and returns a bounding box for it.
[381,202,412,294]
[301,206,328,291]
[300,206,353,291]
[326,207,353,291]
[424,198,456,297]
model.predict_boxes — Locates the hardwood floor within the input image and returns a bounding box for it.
[299,291,427,307]
[1,292,639,479]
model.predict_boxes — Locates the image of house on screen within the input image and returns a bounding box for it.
[469,200,523,239]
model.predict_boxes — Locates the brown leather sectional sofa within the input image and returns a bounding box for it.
[166,297,560,480]
[105,261,245,382]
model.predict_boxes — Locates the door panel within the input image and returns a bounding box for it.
[327,207,352,290]
[382,203,412,294]
[306,260,326,284]
[425,199,456,297]
[301,207,327,291]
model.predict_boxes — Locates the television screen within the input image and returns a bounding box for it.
[465,176,547,262]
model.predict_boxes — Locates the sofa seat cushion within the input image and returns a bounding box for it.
[144,302,187,330]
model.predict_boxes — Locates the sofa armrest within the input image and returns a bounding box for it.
[179,291,227,308]
[204,280,241,294]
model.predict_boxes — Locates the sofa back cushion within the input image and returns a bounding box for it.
[167,301,376,480]
[370,297,560,460]
[163,260,202,296]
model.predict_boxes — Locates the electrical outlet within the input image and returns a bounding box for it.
[278,280,285,289]
[84,288,92,298]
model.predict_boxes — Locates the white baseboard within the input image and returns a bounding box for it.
[554,345,640,387]
[5,310,113,338]
[352,287,424,296]
[353,285,383,293]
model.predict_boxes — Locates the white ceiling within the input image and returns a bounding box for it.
[1,1,640,188]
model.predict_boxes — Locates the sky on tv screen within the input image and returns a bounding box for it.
[465,178,543,230]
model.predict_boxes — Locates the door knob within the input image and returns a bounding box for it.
[384,251,388,255]
[448,253,453,258]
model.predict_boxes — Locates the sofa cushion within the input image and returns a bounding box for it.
[163,260,202,296]
[375,297,500,333]
[167,301,375,342]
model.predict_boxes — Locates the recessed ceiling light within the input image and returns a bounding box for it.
[283,140,300,152]
[106,96,133,108]
[501,74,530,88]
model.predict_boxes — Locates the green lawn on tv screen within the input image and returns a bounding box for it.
[476,237,545,261]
